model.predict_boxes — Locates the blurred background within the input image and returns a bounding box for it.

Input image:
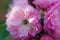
[0,0,11,20]
[0,0,13,40]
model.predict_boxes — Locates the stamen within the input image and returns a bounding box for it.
[23,19,28,25]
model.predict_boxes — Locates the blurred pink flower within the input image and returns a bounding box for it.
[40,35,53,40]
[6,5,42,39]
[44,2,60,39]
[33,0,59,9]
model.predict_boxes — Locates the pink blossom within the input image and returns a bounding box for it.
[33,0,59,9]
[40,35,53,40]
[6,5,42,39]
[44,2,60,39]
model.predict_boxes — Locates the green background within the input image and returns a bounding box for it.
[0,0,11,20]
[0,0,13,40]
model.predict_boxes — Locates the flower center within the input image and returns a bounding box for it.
[23,19,28,25]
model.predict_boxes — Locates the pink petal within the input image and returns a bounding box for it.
[40,35,53,40]
[44,2,60,38]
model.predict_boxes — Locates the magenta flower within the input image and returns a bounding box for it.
[44,2,60,38]
[6,5,42,39]
[40,35,53,40]
[33,0,59,9]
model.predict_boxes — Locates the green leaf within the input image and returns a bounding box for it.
[0,21,9,40]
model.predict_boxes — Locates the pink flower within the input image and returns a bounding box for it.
[40,35,53,40]
[33,0,59,9]
[6,5,42,39]
[44,2,60,38]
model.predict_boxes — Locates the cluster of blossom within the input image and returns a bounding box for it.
[6,0,60,40]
